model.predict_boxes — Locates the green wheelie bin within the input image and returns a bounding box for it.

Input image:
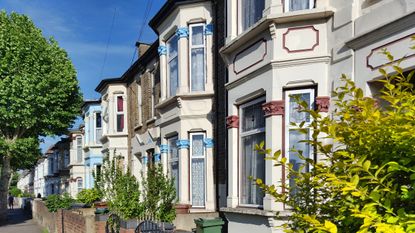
[194,218,225,233]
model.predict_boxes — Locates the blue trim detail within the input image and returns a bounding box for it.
[176,139,190,149]
[204,24,213,35]
[143,156,148,165]
[160,144,169,153]
[154,153,161,162]
[176,27,189,38]
[203,138,214,148]
[158,45,167,56]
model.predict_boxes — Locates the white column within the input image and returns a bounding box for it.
[158,43,167,101]
[205,24,214,93]
[204,136,215,210]
[177,139,190,204]
[160,142,169,175]
[226,0,238,41]
[177,27,189,94]
[226,115,239,208]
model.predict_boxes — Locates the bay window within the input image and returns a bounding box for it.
[284,0,315,12]
[239,98,266,206]
[116,96,124,132]
[167,35,179,97]
[95,112,102,143]
[285,89,314,195]
[240,0,265,32]
[76,136,82,163]
[190,133,206,207]
[168,136,179,199]
[189,24,206,92]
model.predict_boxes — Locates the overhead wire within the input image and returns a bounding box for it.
[99,7,118,79]
[130,0,153,64]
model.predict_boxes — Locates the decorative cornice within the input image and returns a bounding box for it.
[262,101,284,117]
[203,138,214,148]
[154,153,161,162]
[316,96,330,113]
[204,24,213,35]
[160,144,168,153]
[226,115,239,128]
[158,45,167,56]
[176,139,190,149]
[176,27,189,38]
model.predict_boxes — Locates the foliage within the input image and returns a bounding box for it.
[45,193,74,213]
[255,54,415,232]
[95,152,143,220]
[142,164,177,222]
[9,186,22,197]
[76,188,102,206]
[20,191,33,198]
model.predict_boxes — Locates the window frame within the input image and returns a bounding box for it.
[284,0,315,12]
[115,95,125,133]
[189,132,207,208]
[166,34,179,98]
[189,23,206,92]
[76,136,83,163]
[137,82,143,126]
[238,97,266,207]
[95,111,102,144]
[167,135,179,199]
[150,70,155,119]
[284,88,315,193]
[77,178,83,193]
[238,0,266,34]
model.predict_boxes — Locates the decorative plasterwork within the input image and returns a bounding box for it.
[366,32,415,70]
[203,138,214,148]
[154,153,161,162]
[226,115,239,129]
[158,46,167,56]
[176,27,189,38]
[176,139,190,149]
[283,26,319,53]
[204,24,213,35]
[316,96,330,112]
[233,39,267,74]
[262,100,285,117]
[160,144,169,153]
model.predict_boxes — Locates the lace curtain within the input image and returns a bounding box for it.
[290,0,310,11]
[242,0,265,31]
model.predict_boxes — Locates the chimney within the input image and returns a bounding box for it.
[135,41,151,58]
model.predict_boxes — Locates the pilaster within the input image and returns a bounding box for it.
[226,115,239,207]
[158,44,167,101]
[176,27,189,94]
[176,139,190,204]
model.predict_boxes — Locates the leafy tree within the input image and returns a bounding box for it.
[0,11,82,220]
[255,55,415,232]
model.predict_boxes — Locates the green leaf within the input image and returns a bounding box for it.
[363,160,371,171]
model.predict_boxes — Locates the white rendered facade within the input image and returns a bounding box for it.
[68,132,86,198]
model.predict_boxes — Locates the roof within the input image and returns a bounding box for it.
[94,77,124,93]
[149,0,210,32]
[81,99,101,109]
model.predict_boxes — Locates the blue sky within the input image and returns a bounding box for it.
[0,0,165,152]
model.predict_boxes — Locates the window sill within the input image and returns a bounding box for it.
[134,124,143,131]
[146,117,157,125]
[156,92,214,109]
[220,207,276,217]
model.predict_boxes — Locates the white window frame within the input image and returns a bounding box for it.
[95,111,102,144]
[189,132,207,208]
[115,95,125,133]
[189,24,206,92]
[76,136,83,163]
[284,88,315,192]
[167,135,179,199]
[137,83,143,126]
[238,97,266,207]
[238,0,265,33]
[167,35,178,98]
[284,0,315,12]
[77,178,83,193]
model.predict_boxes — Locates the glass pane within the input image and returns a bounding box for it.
[77,137,82,162]
[192,134,204,157]
[191,48,205,92]
[117,114,124,132]
[242,100,265,132]
[171,161,179,199]
[191,25,204,45]
[192,158,205,206]
[168,137,178,159]
[289,92,311,123]
[289,129,311,172]
[117,96,123,112]
[240,132,265,205]
[169,57,178,97]
[96,113,102,128]
[168,35,178,59]
[290,0,310,11]
[242,0,265,31]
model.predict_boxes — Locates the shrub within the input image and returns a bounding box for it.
[45,193,74,212]
[9,187,22,197]
[76,188,102,206]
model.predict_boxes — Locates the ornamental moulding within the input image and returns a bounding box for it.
[158,46,167,56]
[154,153,161,162]
[203,138,214,148]
[176,27,189,38]
[204,24,213,35]
[262,100,284,117]
[316,96,330,112]
[226,115,239,128]
[176,139,190,149]
[160,144,168,153]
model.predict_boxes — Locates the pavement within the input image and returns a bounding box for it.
[0,206,43,233]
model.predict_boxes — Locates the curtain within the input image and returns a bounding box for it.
[191,134,205,206]
[242,0,265,31]
[169,57,178,97]
[117,96,123,112]
[289,129,310,196]
[171,161,179,199]
[290,0,309,11]
[191,48,205,91]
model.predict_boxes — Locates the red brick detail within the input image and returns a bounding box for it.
[175,204,191,214]
[262,100,284,117]
[226,115,239,128]
[316,96,330,112]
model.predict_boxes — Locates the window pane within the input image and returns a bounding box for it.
[289,129,311,196]
[240,132,265,205]
[191,48,205,92]
[168,137,178,159]
[192,134,204,157]
[171,161,179,199]
[168,35,178,59]
[96,113,102,128]
[289,93,311,123]
[242,100,265,132]
[117,96,123,112]
[242,0,265,31]
[77,137,82,163]
[169,57,178,97]
[117,114,124,132]
[290,0,310,11]
[192,158,205,206]
[191,26,204,45]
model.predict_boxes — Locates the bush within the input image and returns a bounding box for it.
[9,186,22,197]
[255,54,415,232]
[77,188,102,206]
[45,193,74,212]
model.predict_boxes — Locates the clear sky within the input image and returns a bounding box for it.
[0,0,166,152]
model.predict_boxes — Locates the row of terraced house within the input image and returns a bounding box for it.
[20,0,415,232]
